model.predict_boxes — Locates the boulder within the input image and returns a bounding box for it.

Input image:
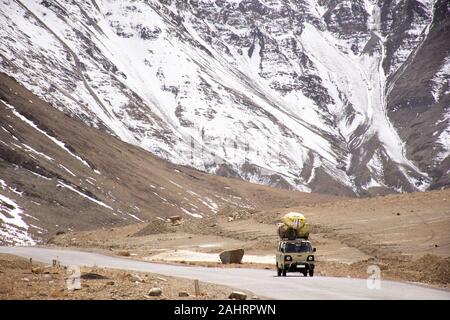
[168,215,182,224]
[219,249,244,264]
[31,267,45,274]
[117,251,130,257]
[80,272,108,280]
[149,287,162,296]
[178,291,190,297]
[229,291,247,300]
[127,273,144,283]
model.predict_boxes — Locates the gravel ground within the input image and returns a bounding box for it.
[0,254,254,300]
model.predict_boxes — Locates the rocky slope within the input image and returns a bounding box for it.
[0,0,448,196]
[0,73,336,245]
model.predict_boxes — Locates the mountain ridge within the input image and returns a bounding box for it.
[0,0,448,196]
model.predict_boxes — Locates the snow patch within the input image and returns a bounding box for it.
[0,193,35,245]
[180,207,203,218]
[431,57,450,103]
[127,213,144,222]
[57,181,112,210]
[435,112,450,162]
[22,143,53,161]
[59,164,76,177]
[2,100,92,169]
[168,179,183,189]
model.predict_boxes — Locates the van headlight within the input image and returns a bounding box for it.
[284,255,292,261]
[307,255,314,261]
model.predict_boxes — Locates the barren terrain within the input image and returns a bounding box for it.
[0,253,254,300]
[49,188,450,288]
[1,74,449,297]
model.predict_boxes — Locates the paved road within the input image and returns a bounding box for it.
[1,246,449,300]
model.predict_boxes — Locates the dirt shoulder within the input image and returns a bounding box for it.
[0,254,256,300]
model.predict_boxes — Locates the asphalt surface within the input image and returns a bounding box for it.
[1,246,449,300]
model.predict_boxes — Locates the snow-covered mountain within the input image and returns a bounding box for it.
[1,0,448,196]
[1,72,337,245]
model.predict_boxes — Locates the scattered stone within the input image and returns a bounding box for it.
[178,291,189,297]
[21,277,30,282]
[81,272,109,280]
[227,217,234,222]
[70,285,81,291]
[168,216,182,224]
[157,277,168,282]
[251,296,259,300]
[127,273,144,283]
[210,223,217,227]
[229,291,247,300]
[117,251,130,257]
[49,290,65,298]
[106,281,115,285]
[31,267,45,274]
[0,285,12,294]
[148,287,162,296]
[396,213,401,216]
[219,249,244,264]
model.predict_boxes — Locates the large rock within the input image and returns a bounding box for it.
[229,291,247,300]
[168,216,182,224]
[148,287,162,296]
[80,272,108,280]
[219,249,244,264]
[127,273,144,283]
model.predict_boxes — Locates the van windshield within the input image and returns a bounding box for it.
[285,242,312,253]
